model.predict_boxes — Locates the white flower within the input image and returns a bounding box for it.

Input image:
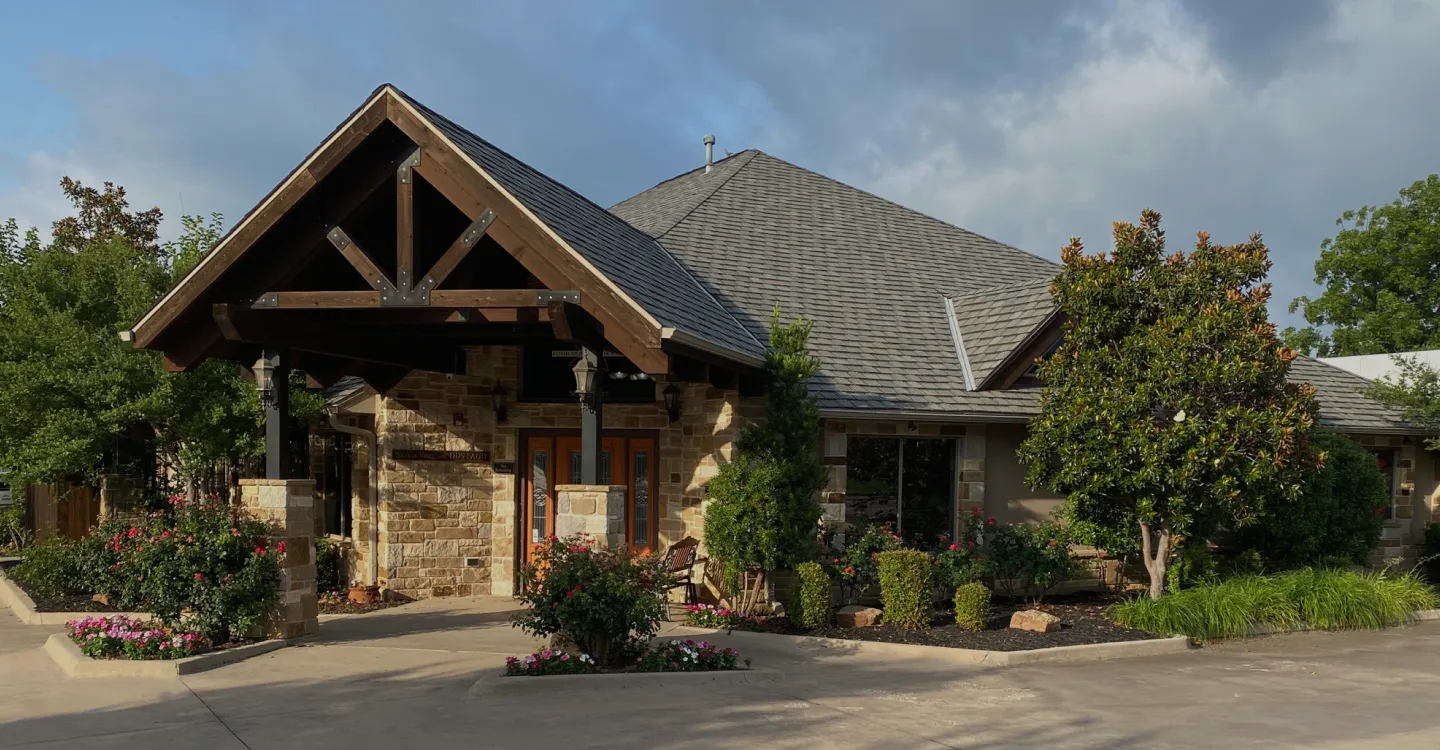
[1173,409,1186,423]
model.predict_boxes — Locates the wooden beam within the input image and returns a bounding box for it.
[160,326,224,372]
[362,364,411,394]
[249,289,573,310]
[988,312,1067,390]
[418,208,495,294]
[396,149,419,294]
[133,92,391,348]
[386,95,669,374]
[212,303,464,374]
[548,301,606,354]
[326,228,396,294]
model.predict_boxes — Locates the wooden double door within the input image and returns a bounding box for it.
[523,432,659,560]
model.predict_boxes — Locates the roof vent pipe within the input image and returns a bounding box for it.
[703,134,715,173]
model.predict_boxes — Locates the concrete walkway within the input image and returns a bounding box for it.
[4,597,1440,748]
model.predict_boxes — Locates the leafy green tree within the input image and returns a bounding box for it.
[1285,174,1440,356]
[702,309,827,611]
[1368,356,1440,451]
[1019,210,1320,599]
[0,181,320,491]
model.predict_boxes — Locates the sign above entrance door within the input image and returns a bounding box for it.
[392,449,492,462]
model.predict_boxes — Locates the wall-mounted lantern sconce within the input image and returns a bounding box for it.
[663,383,682,423]
[491,384,509,423]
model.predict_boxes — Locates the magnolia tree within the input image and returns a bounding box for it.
[1018,211,1320,599]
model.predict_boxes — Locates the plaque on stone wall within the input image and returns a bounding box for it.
[392,449,492,462]
[493,461,516,475]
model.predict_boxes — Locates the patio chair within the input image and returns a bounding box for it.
[660,537,703,619]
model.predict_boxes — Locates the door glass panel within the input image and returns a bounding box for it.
[900,438,956,548]
[568,450,613,485]
[632,451,650,546]
[531,450,548,543]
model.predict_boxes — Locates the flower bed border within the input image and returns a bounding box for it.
[43,632,287,678]
[0,572,148,626]
[670,625,1193,666]
[469,667,782,697]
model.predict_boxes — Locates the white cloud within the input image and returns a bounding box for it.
[838,0,1440,322]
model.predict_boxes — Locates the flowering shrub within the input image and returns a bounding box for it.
[932,507,987,590]
[504,648,596,676]
[66,616,203,661]
[830,521,904,602]
[683,603,747,629]
[635,639,745,672]
[513,535,674,665]
[984,520,1078,603]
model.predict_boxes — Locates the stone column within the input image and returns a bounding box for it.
[555,485,627,550]
[239,479,319,638]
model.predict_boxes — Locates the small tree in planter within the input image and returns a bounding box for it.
[513,536,674,666]
[1019,211,1320,599]
[703,309,827,613]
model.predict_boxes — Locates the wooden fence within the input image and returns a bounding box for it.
[26,484,99,542]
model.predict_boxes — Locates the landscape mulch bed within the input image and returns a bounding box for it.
[318,593,410,615]
[10,575,120,614]
[738,593,1157,652]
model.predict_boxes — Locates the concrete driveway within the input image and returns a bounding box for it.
[3,598,1440,749]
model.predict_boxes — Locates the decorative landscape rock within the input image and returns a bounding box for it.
[836,605,883,628]
[1010,609,1062,633]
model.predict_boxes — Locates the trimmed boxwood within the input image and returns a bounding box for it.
[953,582,991,632]
[877,549,933,629]
[789,561,831,629]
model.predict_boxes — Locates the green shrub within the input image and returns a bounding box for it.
[789,561,831,629]
[512,535,675,666]
[13,539,85,597]
[953,582,991,632]
[1235,430,1388,567]
[1424,523,1440,585]
[932,507,986,591]
[877,549,933,629]
[315,538,344,595]
[1113,568,1439,639]
[0,501,31,553]
[1166,542,1218,594]
[984,520,1079,603]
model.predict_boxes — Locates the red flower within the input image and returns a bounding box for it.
[277,541,287,554]
[948,542,959,550]
[127,528,139,538]
[844,566,855,575]
[194,573,204,581]
[1048,540,1057,547]
[985,517,996,526]
[970,507,982,517]
[161,531,170,539]
[967,541,976,549]
[255,546,267,555]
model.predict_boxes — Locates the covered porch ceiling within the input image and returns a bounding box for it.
[126,85,762,392]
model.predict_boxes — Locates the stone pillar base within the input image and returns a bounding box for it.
[239,479,319,638]
[555,485,627,550]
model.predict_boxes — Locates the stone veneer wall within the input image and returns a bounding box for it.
[371,346,759,600]
[1353,433,1434,565]
[821,420,987,535]
[238,479,319,638]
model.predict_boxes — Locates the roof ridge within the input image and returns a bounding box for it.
[647,151,758,240]
[743,150,1061,272]
[617,149,758,202]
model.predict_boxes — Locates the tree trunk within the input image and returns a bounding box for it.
[1138,521,1173,600]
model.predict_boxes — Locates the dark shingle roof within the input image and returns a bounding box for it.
[610,150,1060,414]
[322,376,369,407]
[397,91,764,360]
[1288,356,1414,433]
[950,281,1058,388]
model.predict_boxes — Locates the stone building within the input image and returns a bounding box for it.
[128,84,1436,601]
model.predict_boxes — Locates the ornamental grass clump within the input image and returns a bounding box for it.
[1112,568,1438,640]
[877,549,933,630]
[513,535,674,666]
[789,561,831,629]
[953,582,991,632]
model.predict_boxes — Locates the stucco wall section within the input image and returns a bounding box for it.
[984,423,1065,525]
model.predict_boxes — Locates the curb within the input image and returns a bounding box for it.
[0,574,148,626]
[469,667,782,697]
[667,626,1192,667]
[44,633,288,678]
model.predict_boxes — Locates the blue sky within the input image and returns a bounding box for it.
[2,0,1438,330]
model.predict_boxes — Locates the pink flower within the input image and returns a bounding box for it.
[255,546,267,555]
[230,528,240,537]
[948,543,959,551]
[985,517,996,526]
[194,572,205,581]
[160,531,169,539]
[127,527,139,538]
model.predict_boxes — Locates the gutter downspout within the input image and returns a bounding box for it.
[327,409,379,587]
